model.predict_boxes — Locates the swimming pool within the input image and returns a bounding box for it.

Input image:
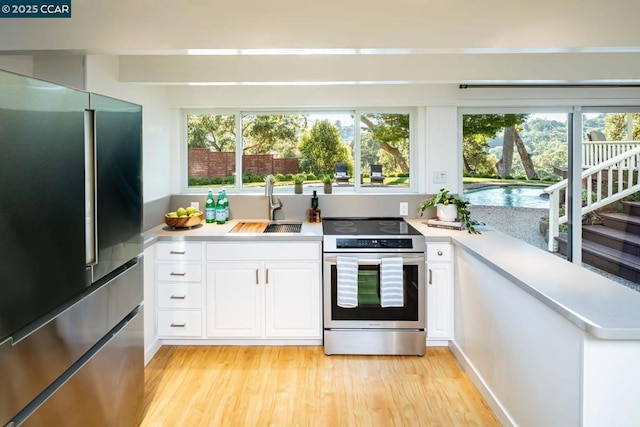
[463,185,550,209]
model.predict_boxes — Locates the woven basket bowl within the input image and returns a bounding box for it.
[165,212,203,228]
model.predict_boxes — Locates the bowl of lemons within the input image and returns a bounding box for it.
[165,206,203,228]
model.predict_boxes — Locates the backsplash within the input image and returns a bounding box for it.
[144,193,433,231]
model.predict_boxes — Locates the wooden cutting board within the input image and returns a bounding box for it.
[229,222,268,233]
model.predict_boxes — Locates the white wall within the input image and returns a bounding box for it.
[85,56,173,202]
[0,56,33,75]
[453,248,584,427]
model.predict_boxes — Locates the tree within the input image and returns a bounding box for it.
[495,114,530,177]
[242,114,303,154]
[360,114,409,173]
[298,120,352,177]
[462,114,537,178]
[187,114,236,151]
[462,114,508,175]
[604,113,640,140]
[513,128,539,179]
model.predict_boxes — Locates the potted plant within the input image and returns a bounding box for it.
[419,188,481,234]
[293,173,305,194]
[322,175,333,194]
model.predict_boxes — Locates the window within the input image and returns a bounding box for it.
[186,113,237,189]
[185,109,413,192]
[460,108,639,292]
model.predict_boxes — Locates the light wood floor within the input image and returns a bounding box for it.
[140,346,499,427]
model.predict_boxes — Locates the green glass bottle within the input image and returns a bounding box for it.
[205,190,215,224]
[215,190,226,224]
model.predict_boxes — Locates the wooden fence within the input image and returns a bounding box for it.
[188,148,299,178]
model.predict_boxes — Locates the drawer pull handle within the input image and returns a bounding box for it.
[437,251,443,256]
[256,269,259,285]
[170,323,186,328]
[429,269,433,285]
[170,295,186,300]
[266,269,269,285]
[170,250,186,255]
[170,272,187,276]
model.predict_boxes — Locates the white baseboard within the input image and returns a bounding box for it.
[449,340,515,427]
[426,339,449,347]
[158,338,323,346]
[144,338,162,366]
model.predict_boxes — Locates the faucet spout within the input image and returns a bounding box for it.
[265,175,282,221]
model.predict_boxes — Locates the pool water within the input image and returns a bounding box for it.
[463,185,549,209]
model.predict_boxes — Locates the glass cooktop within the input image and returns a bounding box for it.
[322,217,421,236]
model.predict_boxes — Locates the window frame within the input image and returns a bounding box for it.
[181,107,418,194]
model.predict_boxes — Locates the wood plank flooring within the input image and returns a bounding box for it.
[140,346,499,427]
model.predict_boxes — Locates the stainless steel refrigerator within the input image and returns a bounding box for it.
[0,70,144,426]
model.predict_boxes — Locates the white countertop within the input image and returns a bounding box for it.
[144,217,640,340]
[143,219,323,247]
[407,219,640,340]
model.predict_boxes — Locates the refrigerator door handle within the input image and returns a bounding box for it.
[85,109,98,268]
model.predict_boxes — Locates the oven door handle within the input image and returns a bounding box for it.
[324,257,382,265]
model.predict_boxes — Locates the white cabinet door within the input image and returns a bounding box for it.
[206,262,262,338]
[426,243,454,341]
[264,262,321,338]
[426,261,453,340]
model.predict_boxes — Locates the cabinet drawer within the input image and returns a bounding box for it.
[426,243,452,262]
[157,310,202,337]
[157,242,202,261]
[157,283,202,309]
[206,242,320,261]
[157,263,202,282]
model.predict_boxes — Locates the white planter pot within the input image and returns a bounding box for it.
[436,204,458,222]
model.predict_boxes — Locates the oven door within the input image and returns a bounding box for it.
[323,253,425,329]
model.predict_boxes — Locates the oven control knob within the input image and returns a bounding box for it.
[437,250,443,256]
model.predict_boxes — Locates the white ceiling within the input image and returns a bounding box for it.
[2,0,640,86]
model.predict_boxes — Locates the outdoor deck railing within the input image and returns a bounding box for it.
[544,145,640,252]
[583,140,640,167]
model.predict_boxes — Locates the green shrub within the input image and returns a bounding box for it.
[275,173,286,182]
[306,173,317,181]
[398,173,409,178]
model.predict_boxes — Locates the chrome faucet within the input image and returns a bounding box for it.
[265,174,282,221]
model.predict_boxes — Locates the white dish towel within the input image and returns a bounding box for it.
[336,256,358,308]
[380,257,404,308]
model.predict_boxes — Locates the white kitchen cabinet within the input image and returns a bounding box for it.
[426,242,454,342]
[206,242,321,340]
[156,242,204,339]
[206,262,262,338]
[264,262,320,338]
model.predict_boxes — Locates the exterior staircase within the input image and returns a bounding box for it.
[556,200,640,283]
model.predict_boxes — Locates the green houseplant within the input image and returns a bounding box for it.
[293,173,305,194]
[322,175,333,194]
[419,188,481,234]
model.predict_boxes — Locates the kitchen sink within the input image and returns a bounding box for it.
[264,222,302,233]
[229,221,302,233]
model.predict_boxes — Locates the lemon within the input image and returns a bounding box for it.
[167,212,178,217]
[186,206,197,215]
[176,207,187,217]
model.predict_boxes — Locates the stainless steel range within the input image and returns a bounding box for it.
[323,217,425,356]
